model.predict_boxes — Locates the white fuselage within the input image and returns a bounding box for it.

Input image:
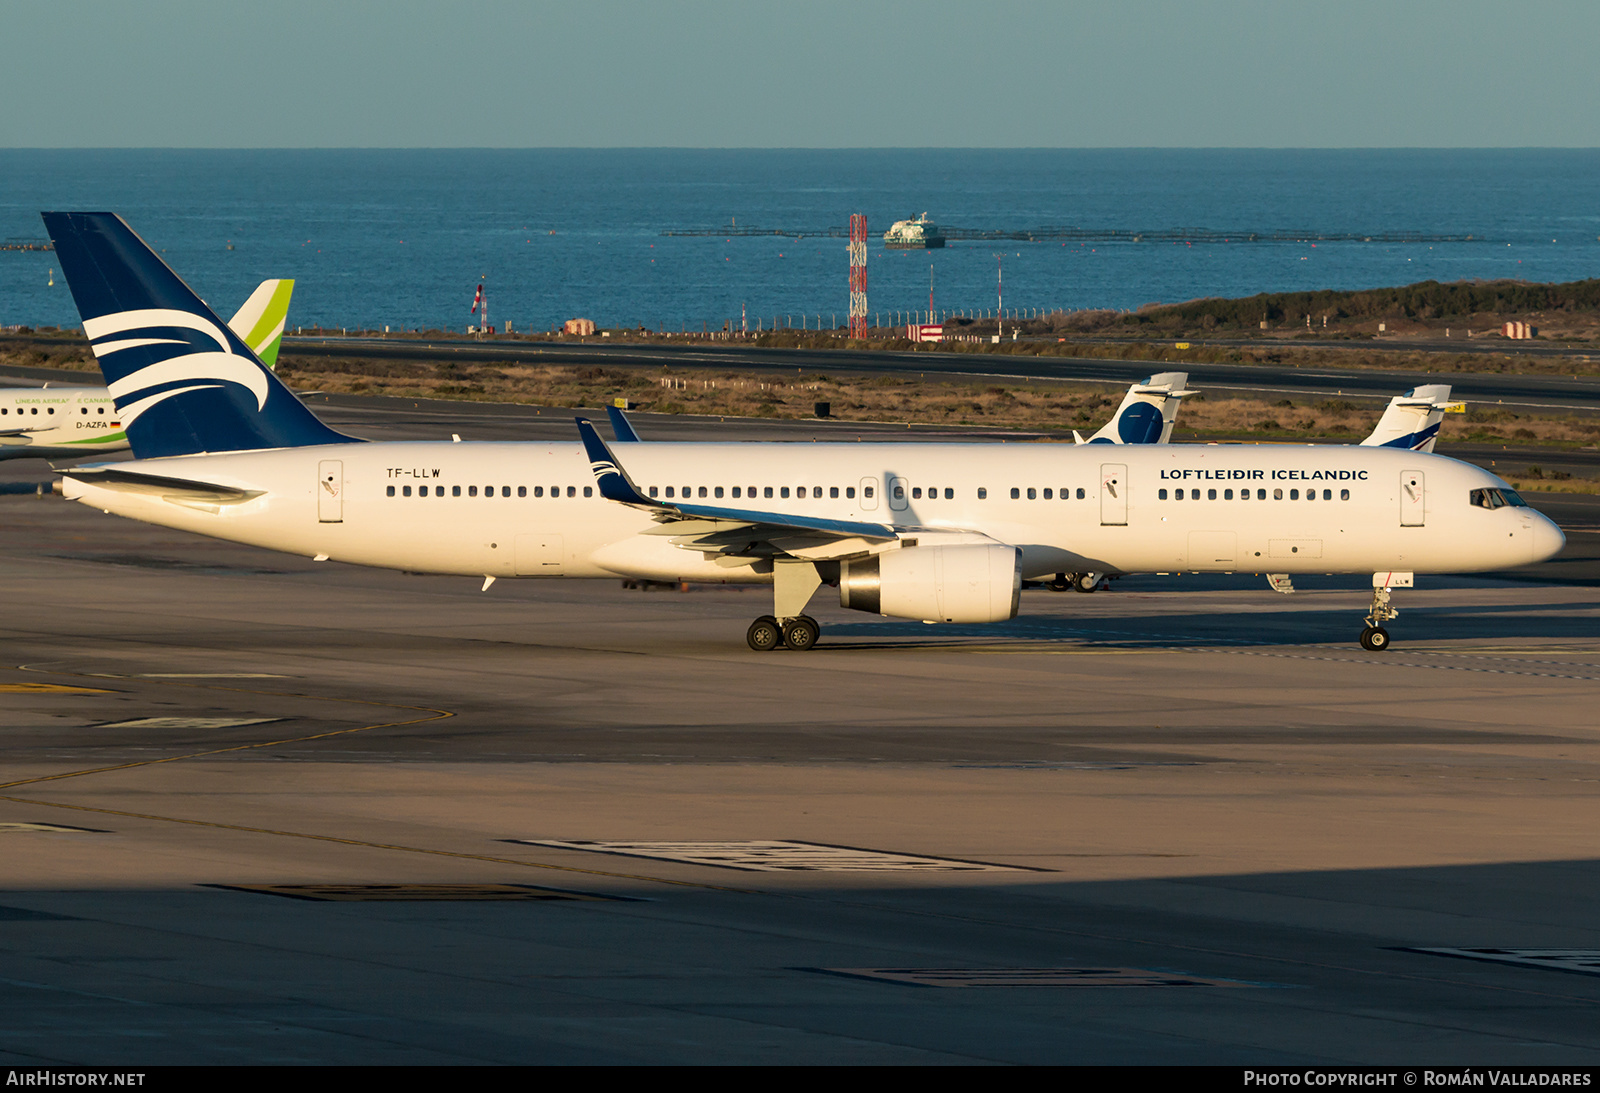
[0,386,125,460]
[61,440,1563,584]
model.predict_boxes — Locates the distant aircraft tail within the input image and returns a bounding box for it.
[41,212,353,459]
[1359,384,1460,453]
[227,279,294,369]
[1078,372,1192,445]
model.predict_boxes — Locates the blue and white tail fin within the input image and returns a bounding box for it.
[41,212,354,459]
[1076,372,1192,445]
[1359,384,1459,453]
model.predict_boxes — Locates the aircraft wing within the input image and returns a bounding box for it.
[0,427,51,437]
[576,417,901,559]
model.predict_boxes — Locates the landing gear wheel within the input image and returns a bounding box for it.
[782,616,820,651]
[1072,572,1101,594]
[1359,626,1391,652]
[747,616,782,652]
[1048,573,1071,593]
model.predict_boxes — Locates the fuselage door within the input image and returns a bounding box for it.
[1400,469,1425,526]
[888,475,909,512]
[858,476,879,510]
[1100,463,1128,526]
[317,460,343,523]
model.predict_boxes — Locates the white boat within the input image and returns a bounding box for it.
[883,213,946,249]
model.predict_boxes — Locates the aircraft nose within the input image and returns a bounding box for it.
[1529,512,1566,564]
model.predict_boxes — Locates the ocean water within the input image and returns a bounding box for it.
[2,149,1598,334]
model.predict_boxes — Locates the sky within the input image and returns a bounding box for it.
[4,0,1599,148]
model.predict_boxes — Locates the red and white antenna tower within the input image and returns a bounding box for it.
[848,214,868,338]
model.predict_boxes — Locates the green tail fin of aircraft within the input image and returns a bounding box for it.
[227,279,295,370]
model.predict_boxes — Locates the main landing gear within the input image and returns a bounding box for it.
[748,562,826,652]
[747,614,820,652]
[1047,572,1104,593]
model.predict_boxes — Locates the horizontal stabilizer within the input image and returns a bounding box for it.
[60,466,264,505]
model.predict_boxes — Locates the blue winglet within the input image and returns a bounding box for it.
[606,405,643,442]
[575,418,655,506]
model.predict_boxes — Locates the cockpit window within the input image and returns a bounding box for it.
[1471,487,1529,510]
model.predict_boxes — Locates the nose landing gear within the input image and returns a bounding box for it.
[1359,575,1406,651]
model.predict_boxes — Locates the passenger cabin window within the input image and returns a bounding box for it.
[912,487,922,499]
[830,487,839,499]
[846,487,856,499]
[976,487,986,499]
[781,487,790,499]
[386,485,395,496]
[402,486,412,496]
[583,486,592,497]
[764,487,774,499]
[518,486,526,497]
[568,486,577,497]
[468,486,477,497]
[1341,489,1350,500]
[1010,488,1020,499]
[863,486,874,498]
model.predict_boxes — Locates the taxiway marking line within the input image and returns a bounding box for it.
[0,793,759,893]
[0,665,454,791]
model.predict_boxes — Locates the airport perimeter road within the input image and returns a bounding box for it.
[3,471,1600,1063]
[281,335,1600,416]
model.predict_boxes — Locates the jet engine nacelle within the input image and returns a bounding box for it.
[839,543,1021,623]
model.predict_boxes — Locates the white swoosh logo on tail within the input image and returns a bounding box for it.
[83,309,231,352]
[108,352,270,411]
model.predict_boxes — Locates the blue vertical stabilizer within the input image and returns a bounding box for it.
[41,211,356,458]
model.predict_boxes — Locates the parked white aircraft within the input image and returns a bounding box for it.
[44,212,1563,653]
[1359,384,1461,453]
[1074,371,1191,445]
[0,279,293,461]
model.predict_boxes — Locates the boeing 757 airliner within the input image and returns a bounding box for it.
[43,212,1564,652]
